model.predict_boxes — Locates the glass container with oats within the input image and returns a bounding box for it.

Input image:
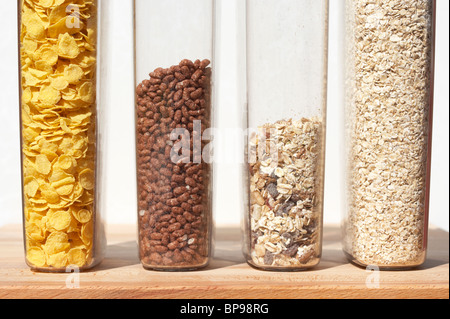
[134,0,215,271]
[342,0,436,269]
[244,0,329,271]
[18,0,106,272]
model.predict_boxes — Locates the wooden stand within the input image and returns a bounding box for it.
[0,225,448,299]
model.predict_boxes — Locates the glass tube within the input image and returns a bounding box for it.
[341,0,436,269]
[244,0,329,271]
[18,0,106,272]
[134,0,215,271]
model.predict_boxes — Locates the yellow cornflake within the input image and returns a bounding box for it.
[79,168,94,190]
[47,210,72,231]
[35,154,52,175]
[79,82,95,103]
[39,86,61,105]
[26,223,45,242]
[24,176,40,198]
[44,231,70,255]
[68,248,87,267]
[56,155,75,170]
[36,47,59,66]
[71,207,92,224]
[40,184,60,204]
[50,76,69,91]
[64,64,84,84]
[57,33,80,59]
[46,251,68,268]
[27,247,46,267]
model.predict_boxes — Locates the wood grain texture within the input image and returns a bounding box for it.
[0,225,448,299]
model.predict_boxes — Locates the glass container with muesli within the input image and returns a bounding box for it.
[134,0,215,271]
[244,0,329,271]
[18,0,107,272]
[342,0,436,269]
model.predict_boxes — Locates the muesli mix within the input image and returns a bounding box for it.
[248,118,324,268]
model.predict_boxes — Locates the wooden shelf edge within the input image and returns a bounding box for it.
[0,284,448,299]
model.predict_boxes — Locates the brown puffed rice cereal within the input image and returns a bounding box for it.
[136,59,212,270]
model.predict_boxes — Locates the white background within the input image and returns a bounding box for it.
[1,0,448,231]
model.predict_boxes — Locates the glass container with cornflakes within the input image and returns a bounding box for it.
[134,0,215,271]
[18,0,106,272]
[243,0,329,271]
